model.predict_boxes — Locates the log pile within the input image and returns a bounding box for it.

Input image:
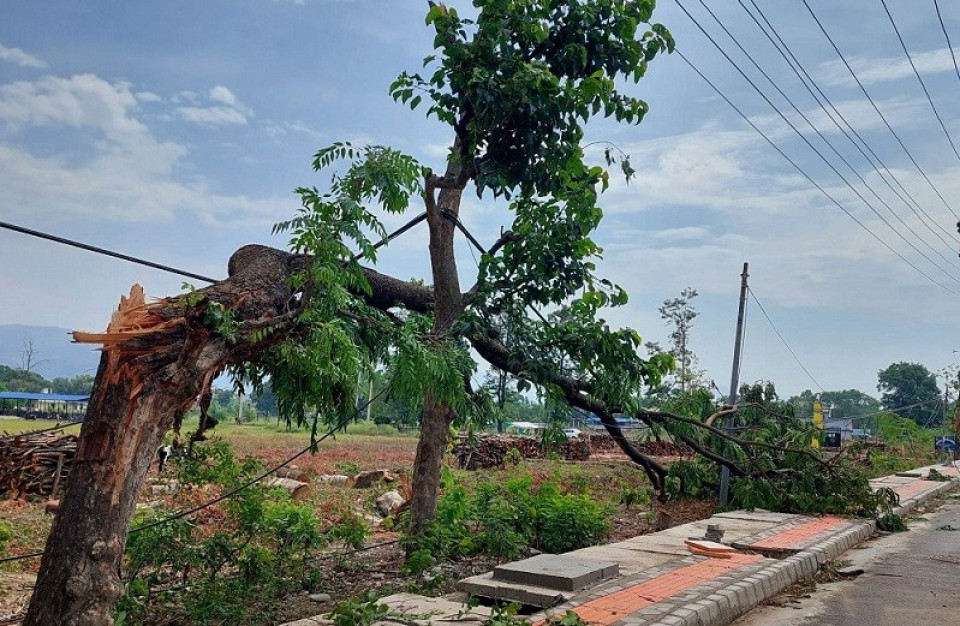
[0,430,77,498]
[586,434,691,457]
[453,435,590,470]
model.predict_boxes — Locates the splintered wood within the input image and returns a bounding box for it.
[72,284,173,347]
[0,430,77,498]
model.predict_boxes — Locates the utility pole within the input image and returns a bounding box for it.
[719,262,749,507]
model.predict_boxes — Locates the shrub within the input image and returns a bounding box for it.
[404,474,611,565]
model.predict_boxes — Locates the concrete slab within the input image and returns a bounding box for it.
[457,572,569,608]
[870,476,917,485]
[379,593,491,623]
[712,510,804,524]
[492,554,618,591]
[563,544,680,575]
[655,518,785,544]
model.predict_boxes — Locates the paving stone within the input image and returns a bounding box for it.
[492,554,618,592]
[457,572,567,608]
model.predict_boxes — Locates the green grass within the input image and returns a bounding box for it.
[0,417,82,435]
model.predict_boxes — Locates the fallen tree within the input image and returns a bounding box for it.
[24,3,891,624]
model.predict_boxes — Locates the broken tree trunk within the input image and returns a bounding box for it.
[24,245,303,626]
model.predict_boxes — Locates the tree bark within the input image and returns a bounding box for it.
[407,156,466,536]
[24,245,302,626]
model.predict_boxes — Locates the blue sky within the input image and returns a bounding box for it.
[3,0,960,399]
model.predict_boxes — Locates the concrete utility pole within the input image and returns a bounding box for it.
[719,262,749,507]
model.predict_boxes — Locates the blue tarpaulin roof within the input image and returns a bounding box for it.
[0,392,89,402]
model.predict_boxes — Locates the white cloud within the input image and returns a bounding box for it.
[0,72,288,225]
[0,43,46,68]
[176,85,252,126]
[135,91,162,103]
[177,105,249,125]
[819,46,960,87]
[0,74,151,147]
[209,85,238,106]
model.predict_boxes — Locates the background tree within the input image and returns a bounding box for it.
[18,339,49,374]
[877,362,941,426]
[0,364,48,393]
[50,374,96,395]
[658,287,704,393]
[790,388,881,421]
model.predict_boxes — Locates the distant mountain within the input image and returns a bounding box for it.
[0,325,101,380]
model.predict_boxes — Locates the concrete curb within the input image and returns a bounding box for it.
[647,470,958,626]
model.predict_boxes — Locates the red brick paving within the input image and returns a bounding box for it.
[557,553,764,625]
[748,516,845,551]
[894,479,940,500]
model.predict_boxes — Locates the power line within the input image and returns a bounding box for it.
[881,0,960,162]
[1,212,429,287]
[747,287,825,393]
[800,0,960,221]
[934,0,960,94]
[0,220,218,284]
[673,47,960,296]
[733,0,960,252]
[674,0,960,286]
[691,0,960,274]
[0,383,392,564]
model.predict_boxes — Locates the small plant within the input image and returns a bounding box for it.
[504,447,523,466]
[618,486,650,509]
[334,460,362,476]
[0,519,12,555]
[876,513,907,532]
[545,611,591,625]
[486,603,528,625]
[327,592,390,626]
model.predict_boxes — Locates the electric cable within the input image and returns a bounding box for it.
[881,0,960,162]
[675,0,960,285]
[800,0,960,221]
[674,48,960,297]
[0,384,391,564]
[934,0,960,94]
[747,287,825,393]
[739,0,960,249]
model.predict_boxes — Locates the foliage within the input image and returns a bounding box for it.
[327,592,391,626]
[657,287,704,393]
[403,474,611,566]
[0,364,48,393]
[660,382,898,519]
[0,519,12,555]
[877,362,941,426]
[790,389,880,421]
[876,512,907,533]
[174,440,264,488]
[117,441,358,625]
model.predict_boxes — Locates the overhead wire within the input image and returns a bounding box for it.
[880,0,960,162]
[673,0,960,289]
[691,0,960,274]
[0,212,431,286]
[738,0,960,250]
[747,287,825,393]
[799,0,960,221]
[0,383,392,564]
[934,0,960,93]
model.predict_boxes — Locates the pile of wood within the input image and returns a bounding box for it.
[586,434,692,457]
[453,435,590,470]
[0,430,77,498]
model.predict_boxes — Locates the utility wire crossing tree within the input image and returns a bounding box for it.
[25,3,887,625]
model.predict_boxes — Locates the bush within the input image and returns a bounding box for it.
[405,474,611,565]
[117,441,330,625]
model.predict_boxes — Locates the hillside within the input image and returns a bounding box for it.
[0,324,100,380]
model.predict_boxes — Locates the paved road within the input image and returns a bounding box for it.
[736,495,960,626]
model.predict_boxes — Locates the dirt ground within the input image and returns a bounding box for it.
[0,428,713,625]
